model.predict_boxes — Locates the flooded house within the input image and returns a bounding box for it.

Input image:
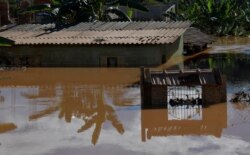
[140,67,227,109]
[140,67,227,141]
[0,21,191,67]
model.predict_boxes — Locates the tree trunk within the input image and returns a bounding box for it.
[0,0,13,26]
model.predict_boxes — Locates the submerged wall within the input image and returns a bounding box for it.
[0,36,182,67]
[202,76,227,106]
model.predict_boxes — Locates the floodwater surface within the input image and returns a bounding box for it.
[1,37,250,155]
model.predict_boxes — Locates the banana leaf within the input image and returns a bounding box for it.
[0,37,14,47]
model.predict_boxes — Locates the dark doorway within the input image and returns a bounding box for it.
[107,57,118,67]
[162,55,166,64]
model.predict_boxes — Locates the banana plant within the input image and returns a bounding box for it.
[21,0,149,27]
[164,0,250,36]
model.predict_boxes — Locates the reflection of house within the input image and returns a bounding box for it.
[141,68,227,108]
[141,102,227,141]
[0,21,190,67]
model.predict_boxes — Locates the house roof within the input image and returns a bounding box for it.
[143,68,222,86]
[184,27,216,47]
[0,21,191,45]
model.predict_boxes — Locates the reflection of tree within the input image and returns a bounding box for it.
[230,102,250,127]
[26,86,124,145]
[0,123,17,133]
[0,95,4,103]
[77,91,124,145]
[0,90,4,103]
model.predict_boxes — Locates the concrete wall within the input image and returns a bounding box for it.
[141,75,226,109]
[0,36,182,67]
[202,77,227,106]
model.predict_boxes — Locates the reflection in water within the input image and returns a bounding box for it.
[141,102,227,142]
[0,123,17,133]
[22,85,136,145]
[0,68,140,147]
[184,53,250,81]
[1,38,250,154]
[230,94,250,127]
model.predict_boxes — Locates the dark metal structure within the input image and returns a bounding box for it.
[140,67,227,141]
[140,67,226,109]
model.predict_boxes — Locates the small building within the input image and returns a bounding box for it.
[0,21,191,67]
[183,27,216,55]
[140,67,227,109]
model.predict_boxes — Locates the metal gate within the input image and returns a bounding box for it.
[167,86,202,120]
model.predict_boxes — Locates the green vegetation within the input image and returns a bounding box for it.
[165,0,250,36]
[7,0,250,36]
[22,0,152,27]
[0,37,14,46]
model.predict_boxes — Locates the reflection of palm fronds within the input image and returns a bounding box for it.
[92,123,102,145]
[77,92,124,145]
[106,105,124,134]
[77,115,98,133]
[21,93,40,99]
[0,123,17,133]
[29,106,59,120]
[0,95,4,103]
[233,102,249,111]
[27,86,125,145]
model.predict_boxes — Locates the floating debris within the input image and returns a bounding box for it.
[230,91,250,103]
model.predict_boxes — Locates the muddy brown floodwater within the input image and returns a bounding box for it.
[1,37,250,155]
